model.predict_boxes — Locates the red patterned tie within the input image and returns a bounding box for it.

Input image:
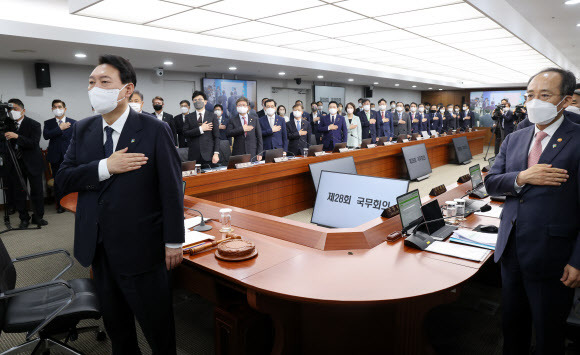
[243,116,247,137]
[527,131,548,168]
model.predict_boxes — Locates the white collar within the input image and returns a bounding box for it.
[56,116,66,122]
[103,106,130,134]
[535,114,564,138]
[195,109,205,116]
[155,111,163,117]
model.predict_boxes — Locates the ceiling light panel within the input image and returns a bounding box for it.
[454,37,523,50]
[284,39,352,51]
[335,0,461,17]
[377,3,482,28]
[202,0,325,19]
[261,4,364,29]
[248,31,326,45]
[408,18,499,37]
[306,19,395,38]
[75,0,190,24]
[203,21,290,40]
[341,29,419,43]
[430,28,513,44]
[148,9,246,32]
[369,37,436,50]
[161,0,216,6]
[311,44,368,55]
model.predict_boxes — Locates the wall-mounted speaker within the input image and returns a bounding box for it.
[363,86,373,98]
[34,63,51,88]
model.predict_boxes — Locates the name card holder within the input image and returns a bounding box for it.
[366,144,377,148]
[429,184,447,197]
[314,151,325,157]
[383,141,393,146]
[381,204,400,219]
[339,148,349,153]
[235,162,253,169]
[182,170,197,177]
[457,174,471,183]
[274,157,289,163]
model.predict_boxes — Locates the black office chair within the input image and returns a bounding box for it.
[309,135,317,146]
[219,139,232,166]
[0,238,104,354]
[177,147,189,162]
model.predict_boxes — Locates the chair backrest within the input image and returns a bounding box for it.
[0,238,16,329]
[177,148,189,162]
[219,140,232,165]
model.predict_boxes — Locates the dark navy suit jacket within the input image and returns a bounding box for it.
[418,112,430,132]
[56,110,184,275]
[259,114,288,151]
[378,110,394,138]
[409,111,422,133]
[319,114,348,151]
[460,111,475,130]
[484,117,580,278]
[502,110,516,135]
[431,112,444,132]
[43,117,77,163]
[217,114,230,141]
[358,110,380,140]
[286,119,311,156]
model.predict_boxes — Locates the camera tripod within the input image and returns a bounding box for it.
[0,137,41,234]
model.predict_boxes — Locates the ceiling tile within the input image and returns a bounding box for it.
[306,19,394,38]
[148,8,246,32]
[248,31,327,45]
[377,3,482,28]
[260,4,364,30]
[340,29,419,43]
[335,0,461,17]
[161,0,216,7]
[201,0,325,19]
[430,28,513,43]
[203,21,290,40]
[408,18,500,37]
[75,0,190,24]
[284,38,352,51]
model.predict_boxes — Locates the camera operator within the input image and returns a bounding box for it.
[5,99,46,228]
[502,101,516,139]
[491,103,504,154]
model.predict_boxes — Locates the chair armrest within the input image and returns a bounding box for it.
[12,249,74,281]
[0,280,75,341]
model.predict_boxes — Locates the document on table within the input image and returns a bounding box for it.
[474,204,502,219]
[425,241,491,262]
[450,229,498,250]
[184,217,210,229]
[183,230,214,247]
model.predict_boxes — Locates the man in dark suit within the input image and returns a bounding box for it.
[183,91,220,166]
[460,104,475,131]
[286,103,311,156]
[43,99,77,213]
[256,97,268,118]
[289,100,311,121]
[56,55,183,355]
[358,98,378,141]
[409,102,421,133]
[173,100,190,148]
[484,68,580,355]
[502,101,517,139]
[430,105,444,133]
[6,99,46,228]
[128,90,151,116]
[444,104,458,130]
[418,104,430,133]
[227,97,263,159]
[517,109,580,130]
[307,101,324,144]
[354,98,363,115]
[152,96,177,145]
[377,98,393,139]
[318,101,347,151]
[259,99,288,151]
[316,101,328,118]
[213,104,230,141]
[393,102,411,137]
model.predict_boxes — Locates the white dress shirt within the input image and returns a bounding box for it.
[268,114,276,129]
[515,115,564,190]
[56,116,67,124]
[155,111,164,121]
[97,106,181,249]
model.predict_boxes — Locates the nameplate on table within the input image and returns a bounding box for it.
[182,170,197,177]
[366,144,377,148]
[421,131,430,139]
[274,157,289,163]
[384,141,393,146]
[314,152,325,157]
[402,139,409,143]
[235,162,253,169]
[339,148,349,153]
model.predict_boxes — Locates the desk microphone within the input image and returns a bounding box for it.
[408,204,491,236]
[185,206,212,232]
[250,150,266,163]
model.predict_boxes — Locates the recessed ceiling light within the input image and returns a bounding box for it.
[229,66,237,71]
[565,0,580,5]
[348,78,354,82]
[412,85,417,88]
[317,75,324,79]
[428,87,433,89]
[577,23,580,26]
[164,60,173,65]
[439,88,443,91]
[75,53,87,58]
[395,83,400,86]
[278,71,285,76]
[373,82,379,85]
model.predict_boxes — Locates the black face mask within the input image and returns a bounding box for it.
[430,109,436,113]
[153,104,163,111]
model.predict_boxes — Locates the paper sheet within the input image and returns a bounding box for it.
[183,230,214,247]
[425,241,490,262]
[453,229,498,246]
[474,204,502,219]
[184,217,211,229]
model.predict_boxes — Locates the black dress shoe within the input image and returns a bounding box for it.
[8,208,15,215]
[18,220,29,229]
[56,206,66,214]
[31,216,48,226]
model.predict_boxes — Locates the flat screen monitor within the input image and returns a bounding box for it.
[227,154,251,169]
[312,171,409,228]
[181,160,196,172]
[421,200,445,235]
[333,142,347,152]
[452,136,472,164]
[202,78,257,114]
[401,143,432,180]
[308,144,323,156]
[264,148,283,163]
[314,85,345,111]
[309,156,357,191]
[397,189,424,233]
[469,164,483,189]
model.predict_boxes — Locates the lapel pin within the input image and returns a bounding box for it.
[557,138,562,142]
[131,139,135,143]
[552,144,557,148]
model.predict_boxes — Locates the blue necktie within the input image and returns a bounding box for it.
[104,126,114,158]
[297,120,301,131]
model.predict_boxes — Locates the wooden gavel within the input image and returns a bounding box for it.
[187,232,241,256]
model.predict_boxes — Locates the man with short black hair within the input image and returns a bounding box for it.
[319,101,347,151]
[259,99,288,151]
[393,102,411,137]
[485,67,580,355]
[377,98,393,139]
[174,99,190,148]
[213,104,229,141]
[43,99,77,213]
[257,97,268,118]
[6,98,46,227]
[128,90,150,115]
[183,91,220,166]
[460,103,475,131]
[57,54,183,355]
[358,98,377,141]
[227,97,263,159]
[355,98,363,115]
[286,103,311,156]
[152,96,177,145]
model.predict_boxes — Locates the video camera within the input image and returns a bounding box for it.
[492,104,505,119]
[513,104,526,124]
[0,101,17,135]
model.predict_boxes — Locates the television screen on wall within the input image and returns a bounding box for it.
[202,78,257,115]
[469,89,526,127]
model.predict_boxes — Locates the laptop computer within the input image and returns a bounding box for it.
[332,142,347,152]
[468,164,488,199]
[308,144,323,157]
[486,156,506,202]
[420,200,458,241]
[360,138,373,148]
[396,189,425,235]
[264,148,284,163]
[378,136,391,145]
[181,160,196,172]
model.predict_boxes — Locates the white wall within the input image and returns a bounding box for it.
[0,59,420,148]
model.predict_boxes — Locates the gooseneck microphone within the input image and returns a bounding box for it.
[186,207,212,232]
[250,150,266,163]
[408,204,492,236]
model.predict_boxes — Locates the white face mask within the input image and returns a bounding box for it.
[88,84,127,115]
[448,108,453,113]
[53,108,65,117]
[391,104,396,109]
[214,110,222,117]
[329,108,338,115]
[279,111,286,116]
[180,106,189,114]
[128,102,142,112]
[284,117,290,122]
[317,106,323,111]
[396,106,403,112]
[293,110,302,118]
[454,109,459,113]
[358,103,362,107]
[347,107,354,114]
[410,107,417,112]
[10,110,22,120]
[266,107,276,116]
[237,106,248,114]
[463,107,468,111]
[440,109,445,113]
[379,104,387,111]
[363,104,370,111]
[418,107,425,113]
[526,97,566,125]
[565,105,580,114]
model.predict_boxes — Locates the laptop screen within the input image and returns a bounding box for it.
[397,190,424,232]
[469,164,483,189]
[488,156,496,168]
[421,200,445,234]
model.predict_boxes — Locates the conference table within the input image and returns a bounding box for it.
[61,130,498,354]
